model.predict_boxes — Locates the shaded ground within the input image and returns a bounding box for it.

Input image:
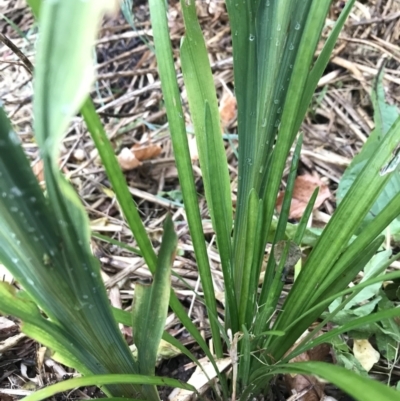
[1,0,400,400]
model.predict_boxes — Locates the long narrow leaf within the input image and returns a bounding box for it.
[0,107,140,397]
[204,101,238,330]
[82,99,157,271]
[8,0,146,397]
[295,0,356,129]
[132,215,178,400]
[21,374,194,401]
[132,216,177,399]
[147,0,224,381]
[260,0,332,258]
[238,189,259,327]
[270,115,400,358]
[180,0,235,335]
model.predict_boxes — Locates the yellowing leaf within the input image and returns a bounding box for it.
[101,186,115,198]
[353,339,380,372]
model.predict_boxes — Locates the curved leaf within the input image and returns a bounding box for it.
[21,374,195,401]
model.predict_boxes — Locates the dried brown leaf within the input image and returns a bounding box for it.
[276,174,331,219]
[32,160,45,182]
[285,343,331,401]
[219,90,237,128]
[131,143,162,161]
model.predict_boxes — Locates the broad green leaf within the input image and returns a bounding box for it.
[327,297,382,328]
[377,294,400,342]
[332,351,369,376]
[376,332,398,362]
[274,236,383,359]
[337,68,400,242]
[281,269,400,344]
[343,250,391,310]
[278,251,400,364]
[308,192,400,306]
[327,250,392,323]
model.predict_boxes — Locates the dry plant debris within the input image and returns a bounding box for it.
[276,174,332,220]
[353,339,380,372]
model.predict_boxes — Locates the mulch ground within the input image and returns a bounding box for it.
[1,0,400,400]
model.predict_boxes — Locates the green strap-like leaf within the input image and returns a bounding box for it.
[147,0,224,374]
[132,216,177,399]
[132,215,178,400]
[180,0,235,335]
[21,374,195,401]
[4,1,146,397]
[270,115,400,359]
[81,99,157,272]
[337,67,400,241]
[238,189,260,328]
[295,0,356,130]
[203,101,238,330]
[0,283,88,374]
